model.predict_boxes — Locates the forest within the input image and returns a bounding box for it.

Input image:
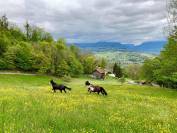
[0,15,106,77]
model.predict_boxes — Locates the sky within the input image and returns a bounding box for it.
[0,0,167,44]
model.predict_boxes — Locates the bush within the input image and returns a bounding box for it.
[156,74,177,89]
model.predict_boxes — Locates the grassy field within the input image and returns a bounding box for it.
[0,74,177,133]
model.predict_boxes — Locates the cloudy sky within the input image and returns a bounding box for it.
[0,0,167,44]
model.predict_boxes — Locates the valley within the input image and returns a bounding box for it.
[95,51,156,66]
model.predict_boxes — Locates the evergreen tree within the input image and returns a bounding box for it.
[113,63,123,78]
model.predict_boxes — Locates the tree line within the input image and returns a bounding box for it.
[122,0,177,89]
[140,0,177,89]
[0,15,106,77]
[121,37,177,89]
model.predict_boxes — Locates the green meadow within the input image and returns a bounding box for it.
[0,74,177,133]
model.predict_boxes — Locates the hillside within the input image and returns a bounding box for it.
[134,41,167,53]
[0,74,177,132]
[72,40,167,54]
[95,51,155,66]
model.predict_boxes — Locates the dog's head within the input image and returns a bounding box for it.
[85,81,91,86]
[50,79,54,84]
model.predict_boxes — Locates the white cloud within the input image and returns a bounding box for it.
[0,0,167,44]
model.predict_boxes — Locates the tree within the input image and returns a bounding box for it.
[81,54,97,74]
[55,60,70,77]
[24,21,31,40]
[159,38,177,76]
[167,0,177,36]
[70,45,80,58]
[42,32,53,42]
[0,15,8,29]
[0,35,10,56]
[10,26,26,41]
[67,54,83,77]
[15,42,34,71]
[113,63,123,78]
[141,58,161,81]
[125,64,141,80]
[31,26,44,42]
[3,45,18,69]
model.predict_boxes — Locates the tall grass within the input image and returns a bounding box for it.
[0,74,177,133]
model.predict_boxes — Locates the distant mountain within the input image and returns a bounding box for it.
[73,42,133,52]
[134,41,167,54]
[71,40,167,54]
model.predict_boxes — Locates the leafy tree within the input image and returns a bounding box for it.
[0,58,8,69]
[15,42,34,71]
[159,38,177,76]
[42,32,53,42]
[55,60,70,77]
[31,27,41,42]
[67,55,83,77]
[38,42,54,73]
[141,58,161,81]
[3,45,19,69]
[0,15,8,29]
[9,26,26,41]
[125,64,141,80]
[0,35,10,56]
[70,44,80,58]
[56,38,67,49]
[81,54,97,74]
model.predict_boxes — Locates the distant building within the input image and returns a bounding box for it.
[92,67,106,79]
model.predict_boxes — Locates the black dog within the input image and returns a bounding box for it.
[85,81,107,95]
[50,80,71,93]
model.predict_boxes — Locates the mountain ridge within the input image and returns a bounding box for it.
[70,40,167,54]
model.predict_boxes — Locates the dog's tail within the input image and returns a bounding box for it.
[101,87,107,95]
[65,86,71,91]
